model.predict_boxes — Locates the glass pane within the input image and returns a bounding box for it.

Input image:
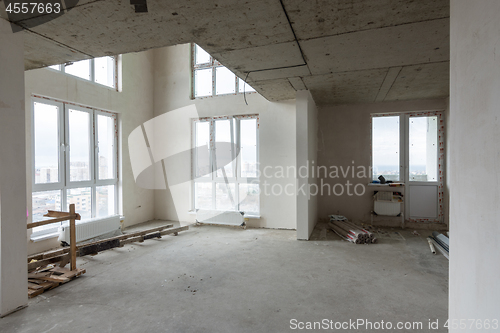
[32,190,61,233]
[195,45,211,65]
[48,64,61,70]
[64,59,91,80]
[67,187,92,220]
[372,116,400,181]
[96,185,115,218]
[240,119,257,178]
[34,102,60,184]
[194,68,213,97]
[409,116,438,181]
[238,78,256,93]
[97,114,116,180]
[216,67,236,95]
[195,182,212,210]
[68,109,91,182]
[195,122,211,178]
[94,56,115,87]
[238,183,259,213]
[215,183,235,211]
[215,119,235,178]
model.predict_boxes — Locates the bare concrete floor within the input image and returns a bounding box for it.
[1,222,448,333]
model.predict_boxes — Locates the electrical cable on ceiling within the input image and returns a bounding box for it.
[243,71,251,106]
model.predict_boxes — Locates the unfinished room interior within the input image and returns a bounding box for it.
[0,0,499,332]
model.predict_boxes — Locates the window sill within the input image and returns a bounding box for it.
[30,232,59,242]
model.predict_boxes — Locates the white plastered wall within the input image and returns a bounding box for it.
[449,0,500,327]
[296,90,318,240]
[0,18,28,316]
[152,44,297,229]
[25,51,156,255]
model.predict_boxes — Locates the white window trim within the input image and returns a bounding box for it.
[30,97,119,238]
[46,56,119,91]
[191,115,260,215]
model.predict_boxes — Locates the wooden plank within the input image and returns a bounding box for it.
[61,268,86,279]
[44,210,82,219]
[28,288,45,298]
[79,239,121,256]
[69,204,77,271]
[32,275,70,283]
[28,248,70,262]
[27,272,51,279]
[77,224,174,248]
[28,254,70,271]
[119,226,189,246]
[27,282,43,290]
[27,214,80,229]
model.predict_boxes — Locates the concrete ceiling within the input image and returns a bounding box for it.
[1,0,450,105]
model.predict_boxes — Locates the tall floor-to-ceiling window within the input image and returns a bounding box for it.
[31,97,118,237]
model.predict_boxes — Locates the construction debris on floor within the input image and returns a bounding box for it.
[27,265,86,298]
[428,231,449,260]
[328,215,377,244]
[28,205,189,298]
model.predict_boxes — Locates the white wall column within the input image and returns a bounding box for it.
[450,1,500,328]
[296,90,318,240]
[0,18,27,316]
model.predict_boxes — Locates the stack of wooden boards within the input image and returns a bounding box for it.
[28,266,86,298]
[328,215,377,244]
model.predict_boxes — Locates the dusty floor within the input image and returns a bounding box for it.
[1,221,448,333]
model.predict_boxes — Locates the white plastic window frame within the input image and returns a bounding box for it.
[191,115,260,215]
[47,56,118,90]
[370,113,441,184]
[191,44,256,98]
[31,97,119,238]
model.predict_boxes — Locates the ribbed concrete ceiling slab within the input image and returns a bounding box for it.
[1,0,450,105]
[282,0,449,40]
[303,69,388,105]
[384,61,450,101]
[301,18,449,75]
[211,42,305,72]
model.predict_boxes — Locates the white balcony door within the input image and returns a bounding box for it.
[404,114,441,220]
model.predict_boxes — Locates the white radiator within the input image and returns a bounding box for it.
[58,215,121,243]
[196,210,244,226]
[373,192,403,216]
[374,201,401,216]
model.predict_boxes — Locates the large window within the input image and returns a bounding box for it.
[48,56,117,89]
[192,44,256,98]
[371,114,439,182]
[192,115,259,215]
[31,97,118,236]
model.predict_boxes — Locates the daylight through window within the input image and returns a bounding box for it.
[193,115,259,214]
[48,56,117,88]
[31,97,119,236]
[192,44,256,98]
